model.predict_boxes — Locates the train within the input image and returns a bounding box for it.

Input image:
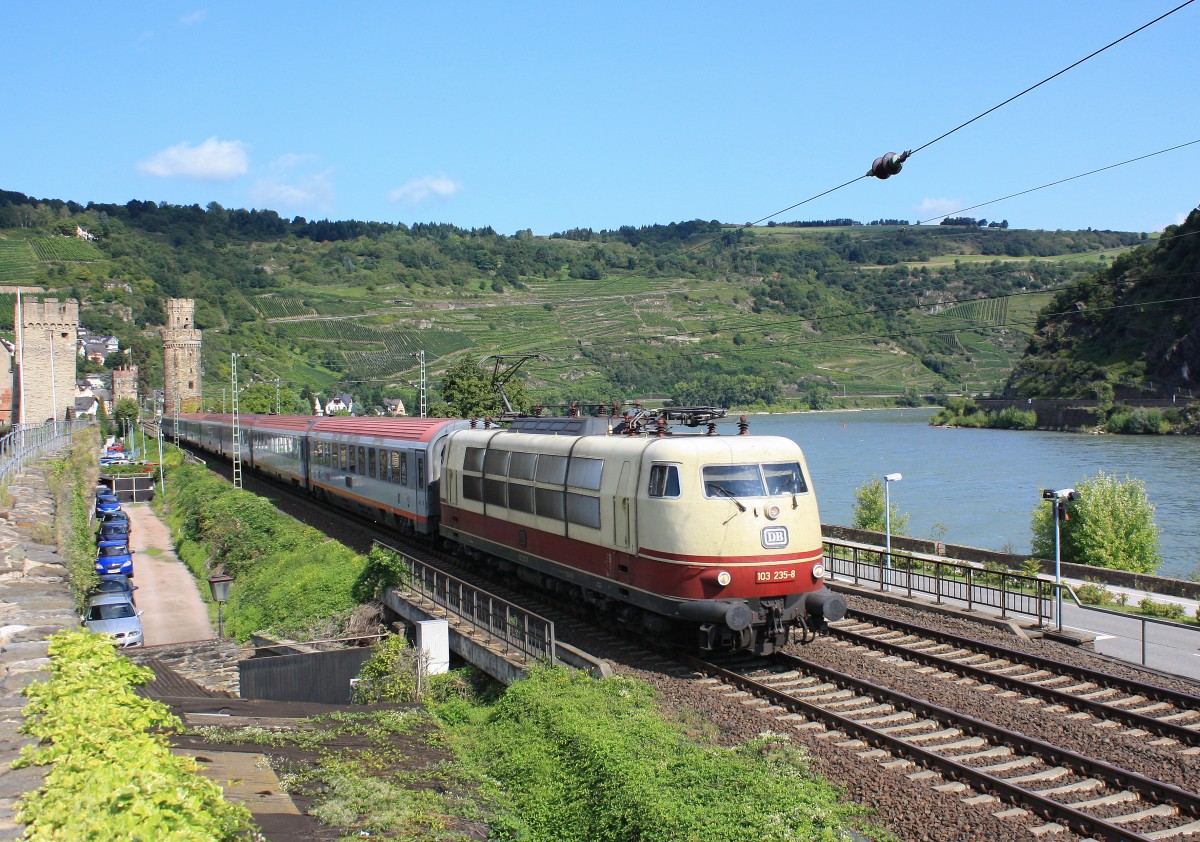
[167,406,846,654]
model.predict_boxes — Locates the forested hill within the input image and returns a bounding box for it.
[0,188,1149,412]
[1005,206,1200,401]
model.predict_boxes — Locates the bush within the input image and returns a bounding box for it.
[14,630,255,839]
[1076,582,1117,606]
[1136,597,1187,621]
[1030,471,1161,573]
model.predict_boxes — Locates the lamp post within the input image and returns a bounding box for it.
[1041,488,1076,632]
[207,574,233,638]
[883,473,902,591]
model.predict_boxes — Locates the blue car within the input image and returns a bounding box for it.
[95,542,134,576]
[95,494,121,516]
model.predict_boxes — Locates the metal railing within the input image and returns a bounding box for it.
[0,420,93,484]
[824,538,1054,625]
[373,540,556,664]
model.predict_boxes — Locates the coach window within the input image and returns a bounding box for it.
[347,446,357,474]
[567,457,603,491]
[400,452,409,485]
[356,447,366,475]
[390,451,401,483]
[648,464,681,498]
[368,448,377,478]
[417,457,425,488]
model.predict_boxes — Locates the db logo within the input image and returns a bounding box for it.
[761,526,789,549]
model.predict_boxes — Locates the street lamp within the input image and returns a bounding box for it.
[884,473,902,591]
[207,573,234,638]
[1041,488,1076,631]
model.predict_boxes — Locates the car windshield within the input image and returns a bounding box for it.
[88,603,135,621]
[703,462,809,498]
[98,545,129,557]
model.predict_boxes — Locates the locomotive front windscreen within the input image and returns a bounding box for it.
[702,462,808,498]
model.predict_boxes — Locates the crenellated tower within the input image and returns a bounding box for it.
[112,364,139,408]
[162,299,202,415]
[15,297,78,424]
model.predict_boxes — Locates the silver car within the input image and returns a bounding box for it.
[82,593,144,648]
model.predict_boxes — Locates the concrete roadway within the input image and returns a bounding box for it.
[122,504,213,645]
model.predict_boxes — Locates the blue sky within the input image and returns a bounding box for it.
[5,2,1197,234]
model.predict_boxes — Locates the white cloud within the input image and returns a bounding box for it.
[180,9,207,25]
[250,155,335,213]
[388,174,461,204]
[913,197,962,224]
[137,137,248,180]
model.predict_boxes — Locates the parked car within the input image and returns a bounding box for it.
[95,542,134,576]
[81,593,143,648]
[100,510,131,531]
[91,573,138,604]
[96,521,132,543]
[94,494,121,515]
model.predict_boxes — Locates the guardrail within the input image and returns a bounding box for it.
[373,540,556,664]
[0,420,93,484]
[824,537,1054,625]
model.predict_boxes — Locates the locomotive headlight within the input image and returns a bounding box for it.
[765,505,781,520]
[702,569,733,587]
[811,563,826,580]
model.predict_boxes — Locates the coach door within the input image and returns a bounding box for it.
[614,461,633,550]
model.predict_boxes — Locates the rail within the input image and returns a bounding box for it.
[0,420,93,484]
[824,537,1054,624]
[373,540,556,664]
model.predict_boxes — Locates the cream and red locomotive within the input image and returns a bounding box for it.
[169,407,844,654]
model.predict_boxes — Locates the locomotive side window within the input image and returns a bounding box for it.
[463,475,483,501]
[567,457,603,491]
[763,462,808,495]
[566,492,601,528]
[464,447,485,473]
[702,464,765,498]
[508,483,534,513]
[509,451,536,481]
[535,488,565,519]
[484,449,510,476]
[484,477,507,507]
[648,464,681,498]
[536,455,568,485]
[368,448,377,478]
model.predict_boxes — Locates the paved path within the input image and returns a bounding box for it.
[125,504,213,644]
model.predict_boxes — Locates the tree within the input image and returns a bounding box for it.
[112,398,139,435]
[852,477,909,535]
[1030,472,1161,573]
[438,357,530,418]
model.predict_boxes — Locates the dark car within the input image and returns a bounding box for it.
[100,510,132,531]
[96,521,132,544]
[95,542,134,577]
[91,573,138,604]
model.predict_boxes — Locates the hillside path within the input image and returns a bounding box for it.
[124,504,213,644]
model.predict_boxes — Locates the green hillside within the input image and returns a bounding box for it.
[1005,205,1200,402]
[0,189,1147,411]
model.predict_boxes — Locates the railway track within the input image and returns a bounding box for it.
[826,612,1200,752]
[689,651,1200,841]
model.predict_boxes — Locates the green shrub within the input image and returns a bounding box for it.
[1076,583,1117,606]
[14,629,255,839]
[1136,597,1186,621]
[990,407,1037,430]
[452,666,865,841]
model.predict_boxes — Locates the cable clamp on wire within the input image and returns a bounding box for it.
[868,150,912,179]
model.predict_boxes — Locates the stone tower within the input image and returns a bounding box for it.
[162,299,202,415]
[15,297,78,424]
[112,364,139,408]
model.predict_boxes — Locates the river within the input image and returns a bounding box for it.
[745,409,1200,580]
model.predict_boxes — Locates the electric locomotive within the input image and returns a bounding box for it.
[168,407,845,654]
